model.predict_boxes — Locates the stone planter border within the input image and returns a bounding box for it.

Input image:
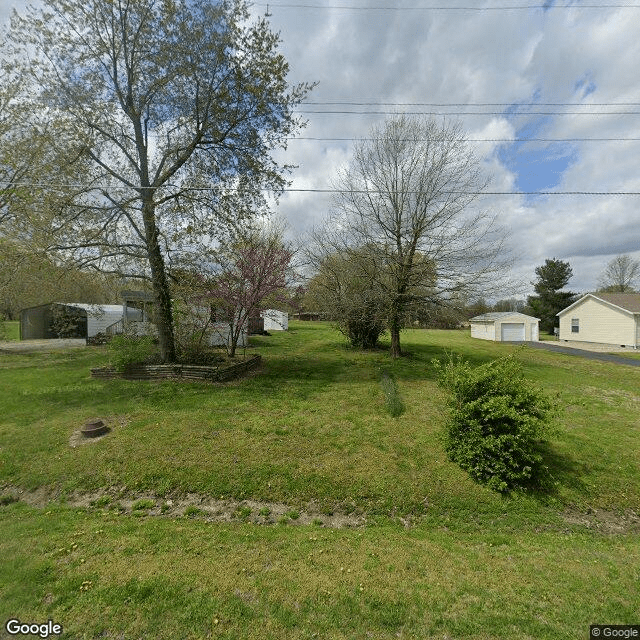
[91,354,261,383]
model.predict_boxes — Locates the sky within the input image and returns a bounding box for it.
[3,0,640,298]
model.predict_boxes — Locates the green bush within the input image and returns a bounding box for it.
[344,315,387,349]
[108,334,157,372]
[433,354,557,492]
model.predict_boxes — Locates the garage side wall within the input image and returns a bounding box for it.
[20,305,52,339]
[470,321,495,341]
[559,298,636,346]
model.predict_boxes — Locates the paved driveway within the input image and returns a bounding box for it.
[521,341,640,367]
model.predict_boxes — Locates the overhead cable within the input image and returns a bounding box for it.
[255,2,640,10]
[286,136,640,142]
[294,109,640,115]
[3,182,640,196]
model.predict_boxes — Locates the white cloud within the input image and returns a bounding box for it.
[5,1,640,296]
[255,2,640,295]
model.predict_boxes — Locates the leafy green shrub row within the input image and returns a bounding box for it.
[434,354,557,492]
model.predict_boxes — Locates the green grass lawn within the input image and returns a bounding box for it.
[1,320,20,340]
[1,323,639,638]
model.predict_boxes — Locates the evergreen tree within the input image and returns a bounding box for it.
[527,258,577,334]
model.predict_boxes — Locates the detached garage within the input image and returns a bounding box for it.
[470,312,540,342]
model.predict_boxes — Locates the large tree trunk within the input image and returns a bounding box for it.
[142,198,176,363]
[389,317,402,359]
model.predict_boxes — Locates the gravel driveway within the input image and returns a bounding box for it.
[0,338,87,353]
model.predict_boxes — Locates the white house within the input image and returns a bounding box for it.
[557,292,640,348]
[261,309,288,331]
[470,312,540,342]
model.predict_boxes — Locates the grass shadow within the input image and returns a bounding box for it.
[513,444,590,503]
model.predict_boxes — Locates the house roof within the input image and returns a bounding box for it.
[470,312,540,322]
[58,303,125,315]
[20,302,124,315]
[594,292,640,313]
[557,292,640,316]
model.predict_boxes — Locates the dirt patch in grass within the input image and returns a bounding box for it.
[580,385,640,407]
[561,506,640,534]
[0,485,365,529]
[4,484,640,534]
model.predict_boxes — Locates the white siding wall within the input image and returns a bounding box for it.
[261,309,288,331]
[530,322,539,341]
[208,321,247,347]
[87,310,124,337]
[470,322,495,341]
[558,297,636,345]
[84,305,142,337]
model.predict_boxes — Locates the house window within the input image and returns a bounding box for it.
[571,318,579,333]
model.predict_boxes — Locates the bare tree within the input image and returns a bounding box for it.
[308,115,510,358]
[7,0,312,362]
[598,254,640,293]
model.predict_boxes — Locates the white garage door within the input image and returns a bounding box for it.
[501,322,525,341]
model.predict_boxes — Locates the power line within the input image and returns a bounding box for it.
[273,189,640,195]
[20,96,640,108]
[300,101,640,106]
[3,182,640,196]
[256,3,640,10]
[287,136,640,142]
[295,109,640,115]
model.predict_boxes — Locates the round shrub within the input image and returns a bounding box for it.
[345,315,386,349]
[433,354,557,492]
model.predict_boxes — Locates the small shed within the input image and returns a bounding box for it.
[470,312,540,342]
[20,303,131,340]
[557,292,640,347]
[261,309,288,331]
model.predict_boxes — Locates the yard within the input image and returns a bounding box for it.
[1,322,638,638]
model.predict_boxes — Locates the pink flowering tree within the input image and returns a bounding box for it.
[207,228,295,357]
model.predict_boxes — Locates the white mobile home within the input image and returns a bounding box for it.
[557,293,640,348]
[470,312,540,342]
